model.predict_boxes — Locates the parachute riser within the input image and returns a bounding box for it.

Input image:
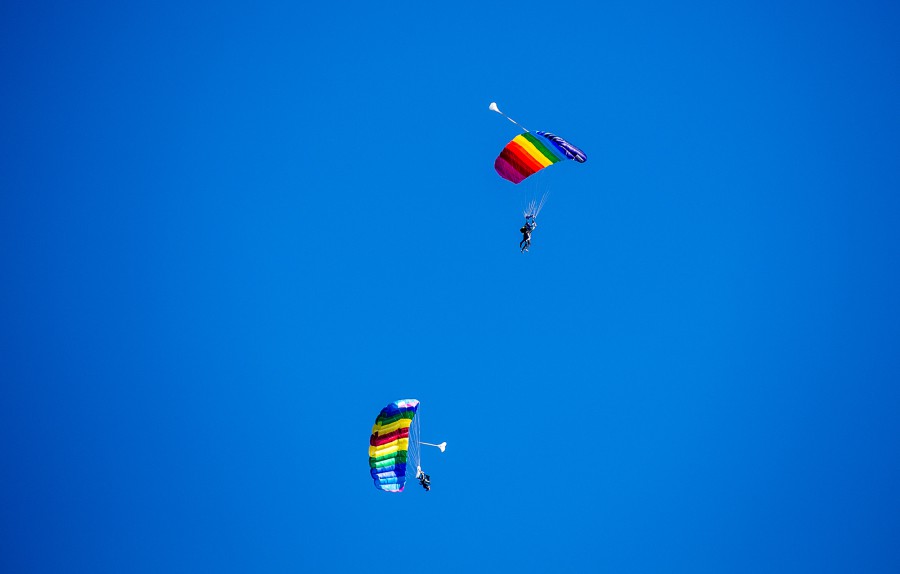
[524,191,550,220]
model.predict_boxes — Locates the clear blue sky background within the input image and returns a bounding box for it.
[2,1,900,572]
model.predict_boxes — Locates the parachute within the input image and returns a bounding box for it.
[369,399,419,492]
[490,102,586,230]
[490,102,586,185]
[494,131,587,184]
[368,399,446,493]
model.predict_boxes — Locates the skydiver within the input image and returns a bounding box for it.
[520,217,536,253]
[418,470,431,491]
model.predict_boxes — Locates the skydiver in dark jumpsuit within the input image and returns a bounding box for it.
[520,216,536,253]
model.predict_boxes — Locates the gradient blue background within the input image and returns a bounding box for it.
[3,1,900,572]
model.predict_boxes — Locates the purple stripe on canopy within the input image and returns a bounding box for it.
[494,156,527,184]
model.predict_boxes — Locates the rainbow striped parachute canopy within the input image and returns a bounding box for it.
[369,399,419,492]
[494,131,587,184]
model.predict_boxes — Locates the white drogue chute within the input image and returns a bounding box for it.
[420,441,447,453]
[488,101,529,132]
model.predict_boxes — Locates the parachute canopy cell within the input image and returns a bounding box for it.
[369,399,419,492]
[494,131,586,184]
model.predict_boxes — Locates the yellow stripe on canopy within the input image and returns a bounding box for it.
[368,439,410,458]
[513,135,554,167]
[371,418,413,435]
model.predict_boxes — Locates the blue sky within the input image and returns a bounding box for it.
[2,1,900,572]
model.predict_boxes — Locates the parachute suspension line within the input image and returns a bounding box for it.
[410,408,421,478]
[535,191,549,218]
[489,102,530,133]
